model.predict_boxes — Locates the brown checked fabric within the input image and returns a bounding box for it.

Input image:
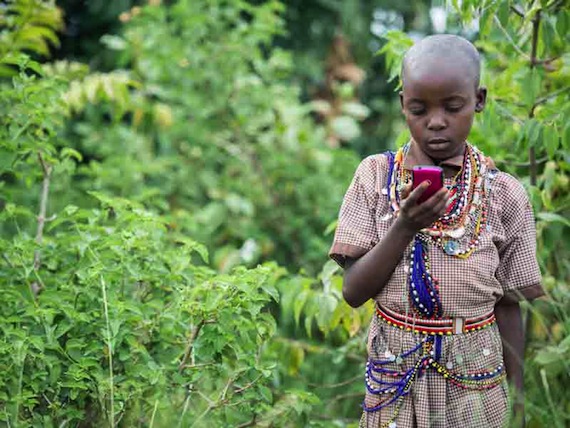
[329,143,544,428]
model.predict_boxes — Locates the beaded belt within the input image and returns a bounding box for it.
[376,304,496,335]
[364,305,505,427]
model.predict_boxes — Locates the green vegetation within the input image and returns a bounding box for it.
[0,0,567,426]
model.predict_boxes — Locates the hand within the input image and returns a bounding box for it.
[396,181,449,233]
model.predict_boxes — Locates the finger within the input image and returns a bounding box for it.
[405,181,431,205]
[419,187,448,208]
[433,190,450,213]
[400,183,412,200]
[416,188,448,218]
[434,194,450,216]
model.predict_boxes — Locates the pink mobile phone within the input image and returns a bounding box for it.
[411,166,444,204]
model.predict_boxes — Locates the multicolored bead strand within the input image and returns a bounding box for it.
[409,237,442,319]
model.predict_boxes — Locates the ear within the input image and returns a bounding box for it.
[475,87,487,112]
[399,91,404,112]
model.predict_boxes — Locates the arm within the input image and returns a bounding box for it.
[342,182,449,308]
[495,299,525,424]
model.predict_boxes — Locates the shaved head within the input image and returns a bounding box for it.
[401,34,481,88]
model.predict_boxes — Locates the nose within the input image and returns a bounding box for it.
[427,112,447,131]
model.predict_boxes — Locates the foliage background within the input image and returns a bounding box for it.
[0,0,568,427]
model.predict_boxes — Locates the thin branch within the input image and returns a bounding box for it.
[528,10,541,187]
[308,374,361,389]
[325,391,363,405]
[234,374,263,395]
[219,376,235,402]
[178,319,213,372]
[510,5,525,18]
[196,390,216,407]
[275,337,364,362]
[493,16,529,59]
[31,152,53,297]
[180,361,215,370]
[493,101,525,126]
[534,86,570,107]
[529,11,541,69]
[494,156,549,168]
[2,253,15,268]
[236,416,256,428]
[100,276,115,428]
[535,55,561,65]
[315,414,358,423]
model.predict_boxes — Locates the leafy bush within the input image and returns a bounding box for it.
[1,0,568,427]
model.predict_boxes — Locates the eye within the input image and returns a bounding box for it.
[445,104,464,113]
[408,106,426,116]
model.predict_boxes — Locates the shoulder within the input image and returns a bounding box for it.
[491,170,531,205]
[489,170,534,229]
[354,153,390,192]
[353,153,391,187]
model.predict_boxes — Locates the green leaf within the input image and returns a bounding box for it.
[60,147,83,162]
[259,385,273,403]
[556,10,569,37]
[543,126,559,157]
[541,19,556,53]
[293,290,308,327]
[525,119,542,148]
[536,212,570,228]
[562,122,570,150]
[497,0,510,27]
[521,69,542,108]
[323,219,337,236]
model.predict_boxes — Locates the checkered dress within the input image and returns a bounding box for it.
[329,146,544,428]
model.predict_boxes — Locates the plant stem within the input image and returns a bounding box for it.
[100,276,115,428]
[32,153,53,296]
[178,394,192,428]
[528,10,541,186]
[525,7,542,355]
[179,319,206,372]
[149,399,159,428]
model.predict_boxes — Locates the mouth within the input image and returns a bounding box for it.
[426,138,451,149]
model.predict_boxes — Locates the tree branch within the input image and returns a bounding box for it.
[535,55,561,65]
[308,374,361,389]
[493,16,529,59]
[494,156,549,168]
[533,86,570,107]
[493,101,525,126]
[510,5,525,18]
[179,319,207,372]
[234,374,263,395]
[528,10,541,187]
[325,391,363,406]
[529,10,541,69]
[275,337,364,362]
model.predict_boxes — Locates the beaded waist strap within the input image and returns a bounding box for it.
[376,304,496,335]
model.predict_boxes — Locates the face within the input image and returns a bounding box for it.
[400,61,486,161]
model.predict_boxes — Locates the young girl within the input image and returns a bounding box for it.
[329,34,544,428]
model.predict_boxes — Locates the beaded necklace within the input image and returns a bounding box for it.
[384,142,489,319]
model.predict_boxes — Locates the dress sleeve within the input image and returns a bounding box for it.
[495,174,545,302]
[328,155,382,268]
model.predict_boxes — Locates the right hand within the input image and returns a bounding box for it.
[396,181,449,233]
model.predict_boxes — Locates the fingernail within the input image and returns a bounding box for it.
[426,180,431,186]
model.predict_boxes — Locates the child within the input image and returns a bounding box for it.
[329,34,544,428]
